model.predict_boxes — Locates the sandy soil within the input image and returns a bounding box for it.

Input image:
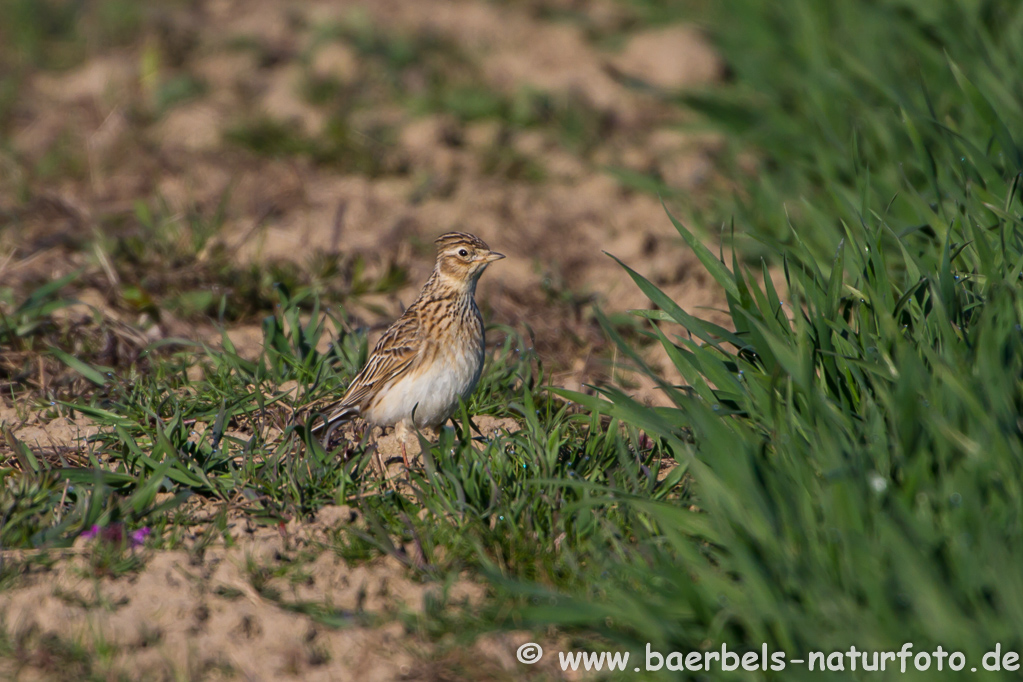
[1,417,583,681]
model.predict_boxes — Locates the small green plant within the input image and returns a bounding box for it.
[77,522,150,578]
[0,273,76,349]
[225,115,401,176]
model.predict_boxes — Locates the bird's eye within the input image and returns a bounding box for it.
[458,248,469,257]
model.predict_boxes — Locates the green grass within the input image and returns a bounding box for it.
[225,115,403,176]
[301,17,613,159]
[0,0,165,71]
[0,621,131,682]
[479,0,1023,678]
[681,0,1023,258]
[94,195,409,322]
[2,277,674,583]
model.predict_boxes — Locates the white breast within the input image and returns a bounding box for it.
[365,338,484,428]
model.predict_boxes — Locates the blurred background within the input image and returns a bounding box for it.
[0,0,730,399]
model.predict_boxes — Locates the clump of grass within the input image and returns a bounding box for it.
[224,118,308,158]
[0,623,123,681]
[0,0,143,71]
[77,521,150,579]
[95,195,409,322]
[679,0,1023,258]
[226,115,404,176]
[1,419,189,550]
[522,22,1023,675]
[612,0,691,28]
[33,128,87,181]
[151,73,206,114]
[0,0,87,70]
[411,85,612,156]
[334,17,448,74]
[307,17,613,157]
[479,142,547,183]
[0,273,77,350]
[0,273,161,404]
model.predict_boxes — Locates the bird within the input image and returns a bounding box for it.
[313,232,504,467]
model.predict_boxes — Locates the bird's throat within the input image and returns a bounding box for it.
[428,270,478,300]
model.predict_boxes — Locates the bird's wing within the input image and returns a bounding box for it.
[318,309,422,428]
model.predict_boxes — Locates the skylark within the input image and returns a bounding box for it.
[314,232,504,466]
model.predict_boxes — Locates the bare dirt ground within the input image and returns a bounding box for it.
[2,421,538,682]
[1,0,730,678]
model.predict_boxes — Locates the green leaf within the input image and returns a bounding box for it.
[49,347,109,386]
[662,203,741,299]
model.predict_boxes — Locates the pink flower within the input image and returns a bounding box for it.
[130,527,151,547]
[80,523,150,547]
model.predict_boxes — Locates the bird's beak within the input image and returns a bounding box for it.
[484,251,506,263]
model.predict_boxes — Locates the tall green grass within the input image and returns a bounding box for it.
[525,0,1023,678]
[686,0,1023,256]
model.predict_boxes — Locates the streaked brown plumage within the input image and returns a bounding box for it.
[314,232,504,461]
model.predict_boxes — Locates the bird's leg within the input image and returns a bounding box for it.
[395,421,412,469]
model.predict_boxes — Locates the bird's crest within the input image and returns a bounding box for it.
[435,232,491,252]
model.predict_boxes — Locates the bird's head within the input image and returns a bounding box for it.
[433,232,504,288]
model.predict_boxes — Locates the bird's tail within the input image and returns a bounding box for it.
[310,404,359,442]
